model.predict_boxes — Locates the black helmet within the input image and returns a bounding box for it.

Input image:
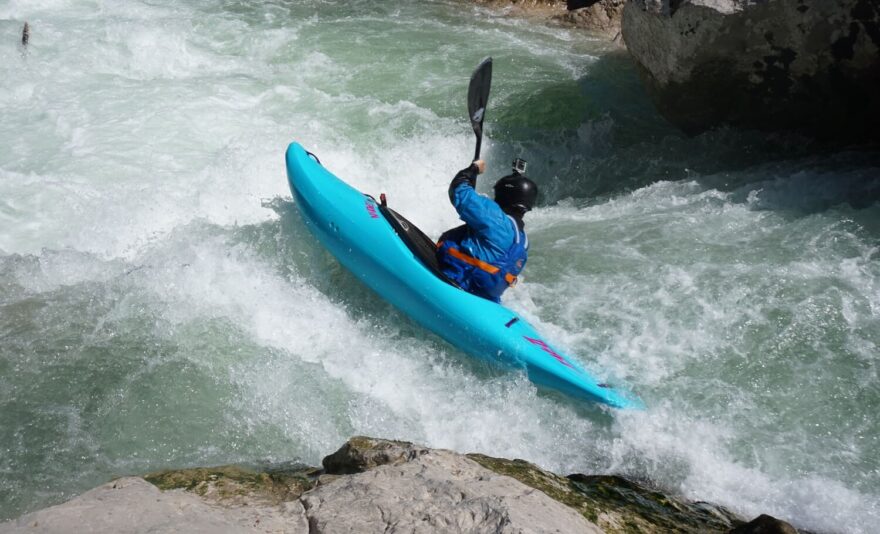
[494,172,538,212]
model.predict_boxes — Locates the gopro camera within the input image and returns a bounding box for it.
[512,158,527,175]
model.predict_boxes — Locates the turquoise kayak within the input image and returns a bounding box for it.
[286,142,643,409]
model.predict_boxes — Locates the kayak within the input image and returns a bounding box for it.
[285,142,643,409]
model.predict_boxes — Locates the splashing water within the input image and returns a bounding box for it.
[1,1,878,532]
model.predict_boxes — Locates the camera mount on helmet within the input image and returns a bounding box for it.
[493,157,538,213]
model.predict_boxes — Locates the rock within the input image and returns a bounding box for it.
[321,435,430,474]
[557,0,626,37]
[304,447,602,533]
[621,0,880,142]
[0,477,308,534]
[1,436,788,534]
[469,455,744,532]
[473,0,625,36]
[144,464,317,505]
[729,514,799,534]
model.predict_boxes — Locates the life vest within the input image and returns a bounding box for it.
[436,215,528,303]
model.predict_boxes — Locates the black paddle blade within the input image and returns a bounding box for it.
[468,57,492,141]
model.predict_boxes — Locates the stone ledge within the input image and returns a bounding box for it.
[0,436,801,534]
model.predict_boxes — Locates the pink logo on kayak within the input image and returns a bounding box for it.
[524,336,575,369]
[365,200,379,219]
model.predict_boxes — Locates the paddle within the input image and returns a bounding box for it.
[468,57,493,161]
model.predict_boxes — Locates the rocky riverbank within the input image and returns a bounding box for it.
[0,437,799,533]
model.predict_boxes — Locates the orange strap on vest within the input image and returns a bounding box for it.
[438,241,518,287]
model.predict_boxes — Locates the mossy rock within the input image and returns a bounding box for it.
[467,453,744,534]
[322,436,430,475]
[144,464,318,505]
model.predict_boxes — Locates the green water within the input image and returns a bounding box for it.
[1,1,878,531]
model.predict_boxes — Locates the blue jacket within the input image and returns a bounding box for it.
[436,166,528,302]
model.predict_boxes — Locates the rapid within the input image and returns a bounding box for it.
[1,1,878,532]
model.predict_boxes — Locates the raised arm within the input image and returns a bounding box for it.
[447,160,484,203]
[448,160,508,236]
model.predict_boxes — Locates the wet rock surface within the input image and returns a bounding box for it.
[621,0,880,141]
[0,436,802,533]
[467,454,745,533]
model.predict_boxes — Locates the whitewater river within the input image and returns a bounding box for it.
[1,1,878,531]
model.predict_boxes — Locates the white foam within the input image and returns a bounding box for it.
[2,1,878,531]
[116,228,599,467]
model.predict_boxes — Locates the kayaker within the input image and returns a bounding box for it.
[436,158,538,303]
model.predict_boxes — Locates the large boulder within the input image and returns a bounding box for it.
[621,0,880,141]
[304,447,602,533]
